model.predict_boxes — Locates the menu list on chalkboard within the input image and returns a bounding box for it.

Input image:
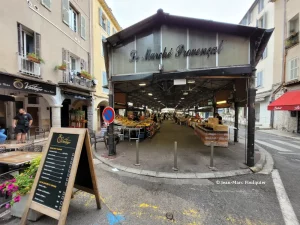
[32,133,79,211]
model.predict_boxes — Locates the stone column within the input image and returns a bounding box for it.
[87,100,95,131]
[51,105,63,128]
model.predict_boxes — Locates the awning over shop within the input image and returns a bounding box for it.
[0,94,15,102]
[63,91,92,100]
[268,91,300,111]
[0,71,56,95]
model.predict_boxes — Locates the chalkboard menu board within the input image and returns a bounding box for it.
[32,133,79,211]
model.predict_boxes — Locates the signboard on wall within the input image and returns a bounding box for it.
[0,73,56,95]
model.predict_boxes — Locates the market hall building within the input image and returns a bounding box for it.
[103,9,273,167]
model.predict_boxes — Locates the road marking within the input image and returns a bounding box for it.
[272,170,299,225]
[256,140,291,152]
[274,140,300,150]
[278,152,300,155]
[0,210,10,218]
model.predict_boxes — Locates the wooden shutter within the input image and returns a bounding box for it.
[81,15,86,39]
[62,0,69,25]
[17,23,23,56]
[107,20,111,35]
[99,8,103,26]
[41,0,51,9]
[34,33,41,57]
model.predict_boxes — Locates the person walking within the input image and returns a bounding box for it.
[13,108,33,144]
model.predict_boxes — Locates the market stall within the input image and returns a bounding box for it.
[194,118,229,147]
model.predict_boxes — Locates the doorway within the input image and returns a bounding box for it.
[27,107,39,135]
[82,105,88,128]
[61,99,70,127]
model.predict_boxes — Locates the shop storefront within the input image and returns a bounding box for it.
[103,10,273,166]
[0,71,56,137]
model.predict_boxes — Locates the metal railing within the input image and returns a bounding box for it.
[61,72,93,89]
[18,55,41,78]
[285,32,299,49]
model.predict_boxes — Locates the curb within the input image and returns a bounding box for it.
[93,151,254,179]
[250,144,267,173]
[255,144,274,174]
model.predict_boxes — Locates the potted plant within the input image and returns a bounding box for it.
[27,53,45,64]
[0,156,43,221]
[55,63,67,71]
[80,71,92,80]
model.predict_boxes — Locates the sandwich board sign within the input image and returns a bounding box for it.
[20,128,101,225]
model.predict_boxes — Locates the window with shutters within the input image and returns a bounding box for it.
[262,47,267,60]
[258,0,264,13]
[69,5,78,32]
[17,24,41,57]
[41,0,51,10]
[62,0,69,25]
[107,20,111,35]
[256,71,263,88]
[102,71,108,93]
[112,27,116,34]
[99,7,107,31]
[80,15,86,40]
[288,58,299,81]
[102,36,106,56]
[257,13,267,28]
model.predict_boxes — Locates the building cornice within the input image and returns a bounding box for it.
[98,0,122,31]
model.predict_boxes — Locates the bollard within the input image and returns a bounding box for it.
[173,141,178,171]
[134,140,140,166]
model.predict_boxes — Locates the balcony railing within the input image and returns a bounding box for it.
[18,55,41,78]
[285,32,299,49]
[61,71,93,89]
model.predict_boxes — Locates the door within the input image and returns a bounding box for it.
[298,112,300,134]
[61,100,70,127]
[26,107,39,135]
[82,105,88,128]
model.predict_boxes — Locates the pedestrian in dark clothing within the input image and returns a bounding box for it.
[13,108,33,143]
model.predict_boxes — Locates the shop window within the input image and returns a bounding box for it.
[288,57,299,80]
[256,71,263,88]
[102,71,108,93]
[258,0,264,13]
[28,96,39,104]
[69,5,78,32]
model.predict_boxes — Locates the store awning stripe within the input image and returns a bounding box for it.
[268,91,300,111]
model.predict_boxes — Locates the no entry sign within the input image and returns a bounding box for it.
[102,107,115,124]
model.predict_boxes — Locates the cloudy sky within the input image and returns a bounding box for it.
[105,0,255,29]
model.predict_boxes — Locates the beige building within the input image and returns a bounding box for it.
[240,0,275,127]
[0,0,95,134]
[271,0,300,133]
[91,0,121,131]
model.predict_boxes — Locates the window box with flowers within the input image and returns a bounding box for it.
[27,53,45,64]
[55,63,67,71]
[0,156,43,221]
[80,71,93,80]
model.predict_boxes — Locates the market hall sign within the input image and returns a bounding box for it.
[0,73,56,95]
[130,40,224,62]
[21,128,101,225]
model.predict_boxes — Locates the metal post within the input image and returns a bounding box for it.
[247,75,256,167]
[173,141,178,171]
[135,140,140,166]
[210,141,214,168]
[234,103,239,142]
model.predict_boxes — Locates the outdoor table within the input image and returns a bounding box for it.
[0,143,30,151]
[0,151,41,166]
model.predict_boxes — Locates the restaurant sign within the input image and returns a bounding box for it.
[130,40,224,62]
[0,73,56,95]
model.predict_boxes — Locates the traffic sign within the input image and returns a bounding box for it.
[102,107,115,124]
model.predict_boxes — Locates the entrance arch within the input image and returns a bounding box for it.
[96,99,109,131]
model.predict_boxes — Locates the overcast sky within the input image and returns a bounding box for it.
[105,0,255,29]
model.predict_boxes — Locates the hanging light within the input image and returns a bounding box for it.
[187,80,195,84]
[139,83,146,86]
[181,97,185,100]
[183,92,188,95]
[148,93,153,96]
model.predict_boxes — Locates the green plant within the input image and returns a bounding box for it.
[0,156,41,208]
[27,53,45,64]
[55,63,67,70]
[80,70,92,79]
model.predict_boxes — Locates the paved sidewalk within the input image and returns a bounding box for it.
[94,121,260,178]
